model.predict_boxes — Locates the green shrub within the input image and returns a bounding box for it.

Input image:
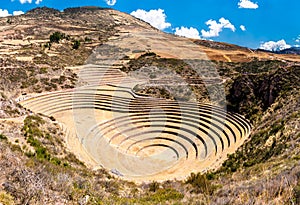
[50,157,61,165]
[10,144,22,152]
[149,181,160,192]
[39,67,48,74]
[206,172,216,180]
[35,146,50,160]
[44,42,51,50]
[186,172,216,194]
[0,134,7,140]
[50,31,65,43]
[84,37,92,42]
[72,40,80,49]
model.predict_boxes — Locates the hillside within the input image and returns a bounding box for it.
[0,7,299,204]
[275,47,300,55]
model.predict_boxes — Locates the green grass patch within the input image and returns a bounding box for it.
[22,115,68,167]
[0,191,15,205]
[105,188,184,205]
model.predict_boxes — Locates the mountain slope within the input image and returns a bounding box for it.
[276,47,300,55]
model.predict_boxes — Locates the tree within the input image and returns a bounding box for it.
[50,32,64,43]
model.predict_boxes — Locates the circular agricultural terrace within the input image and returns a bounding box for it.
[20,64,251,181]
[20,30,251,181]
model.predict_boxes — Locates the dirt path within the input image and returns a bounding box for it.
[0,116,26,123]
[223,54,232,62]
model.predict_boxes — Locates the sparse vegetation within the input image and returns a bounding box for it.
[72,40,81,49]
[219,121,286,173]
[0,191,15,205]
[186,172,217,194]
[21,115,71,167]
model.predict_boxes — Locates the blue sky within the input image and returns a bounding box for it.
[1,0,299,50]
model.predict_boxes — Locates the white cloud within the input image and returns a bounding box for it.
[130,9,171,30]
[13,10,24,16]
[105,0,116,6]
[19,0,32,4]
[12,0,41,4]
[0,9,11,17]
[259,40,291,51]
[174,26,201,39]
[296,35,300,43]
[201,17,236,38]
[240,25,246,31]
[238,0,259,9]
[0,9,25,17]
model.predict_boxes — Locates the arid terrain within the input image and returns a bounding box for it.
[0,7,299,204]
